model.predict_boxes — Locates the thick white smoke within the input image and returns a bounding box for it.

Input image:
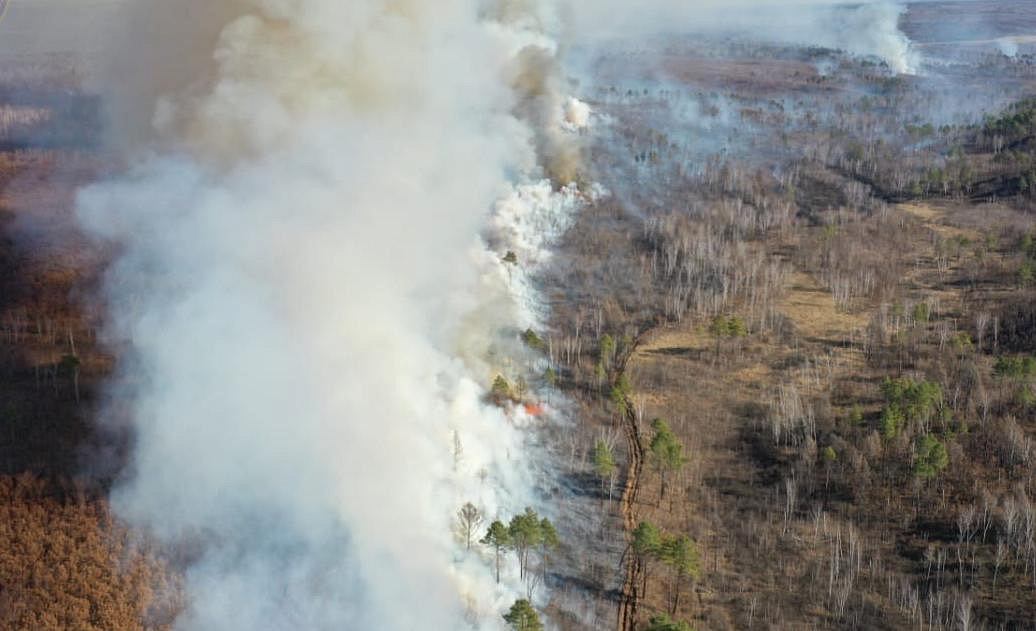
[78,1,580,629]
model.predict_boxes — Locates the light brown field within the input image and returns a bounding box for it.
[898,201,982,242]
[777,271,868,343]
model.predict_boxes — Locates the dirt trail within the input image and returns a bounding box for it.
[615,354,645,631]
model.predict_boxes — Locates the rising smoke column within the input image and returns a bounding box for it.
[78,1,577,629]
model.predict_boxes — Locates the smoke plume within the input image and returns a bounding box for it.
[78,1,579,629]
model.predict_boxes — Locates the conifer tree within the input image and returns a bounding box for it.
[632,520,663,597]
[481,520,511,583]
[592,439,617,498]
[650,418,687,502]
[508,508,544,580]
[503,599,543,631]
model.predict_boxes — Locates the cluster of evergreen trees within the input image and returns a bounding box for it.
[632,521,700,618]
[456,503,561,628]
[877,376,951,479]
[457,507,559,631]
[480,508,560,592]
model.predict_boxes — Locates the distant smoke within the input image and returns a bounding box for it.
[824,2,918,74]
[565,0,919,74]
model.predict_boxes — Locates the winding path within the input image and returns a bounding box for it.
[615,349,645,631]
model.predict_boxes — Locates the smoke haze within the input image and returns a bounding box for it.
[566,0,919,73]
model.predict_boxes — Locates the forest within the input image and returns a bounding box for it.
[3,1,1036,631]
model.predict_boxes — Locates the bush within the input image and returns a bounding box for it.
[914,435,949,479]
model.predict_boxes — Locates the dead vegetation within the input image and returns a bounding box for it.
[540,18,1036,630]
[0,59,179,631]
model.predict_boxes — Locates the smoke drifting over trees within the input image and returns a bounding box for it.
[75,1,586,629]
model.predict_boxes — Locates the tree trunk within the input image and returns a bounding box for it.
[671,578,681,615]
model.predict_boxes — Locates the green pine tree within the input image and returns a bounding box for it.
[538,517,560,587]
[599,333,615,368]
[650,419,687,502]
[521,328,545,351]
[491,375,513,403]
[660,535,700,615]
[508,508,544,580]
[610,374,633,416]
[592,440,617,498]
[481,520,511,583]
[633,520,663,597]
[503,599,544,631]
[914,434,949,479]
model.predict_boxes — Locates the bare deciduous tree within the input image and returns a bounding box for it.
[457,502,483,551]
